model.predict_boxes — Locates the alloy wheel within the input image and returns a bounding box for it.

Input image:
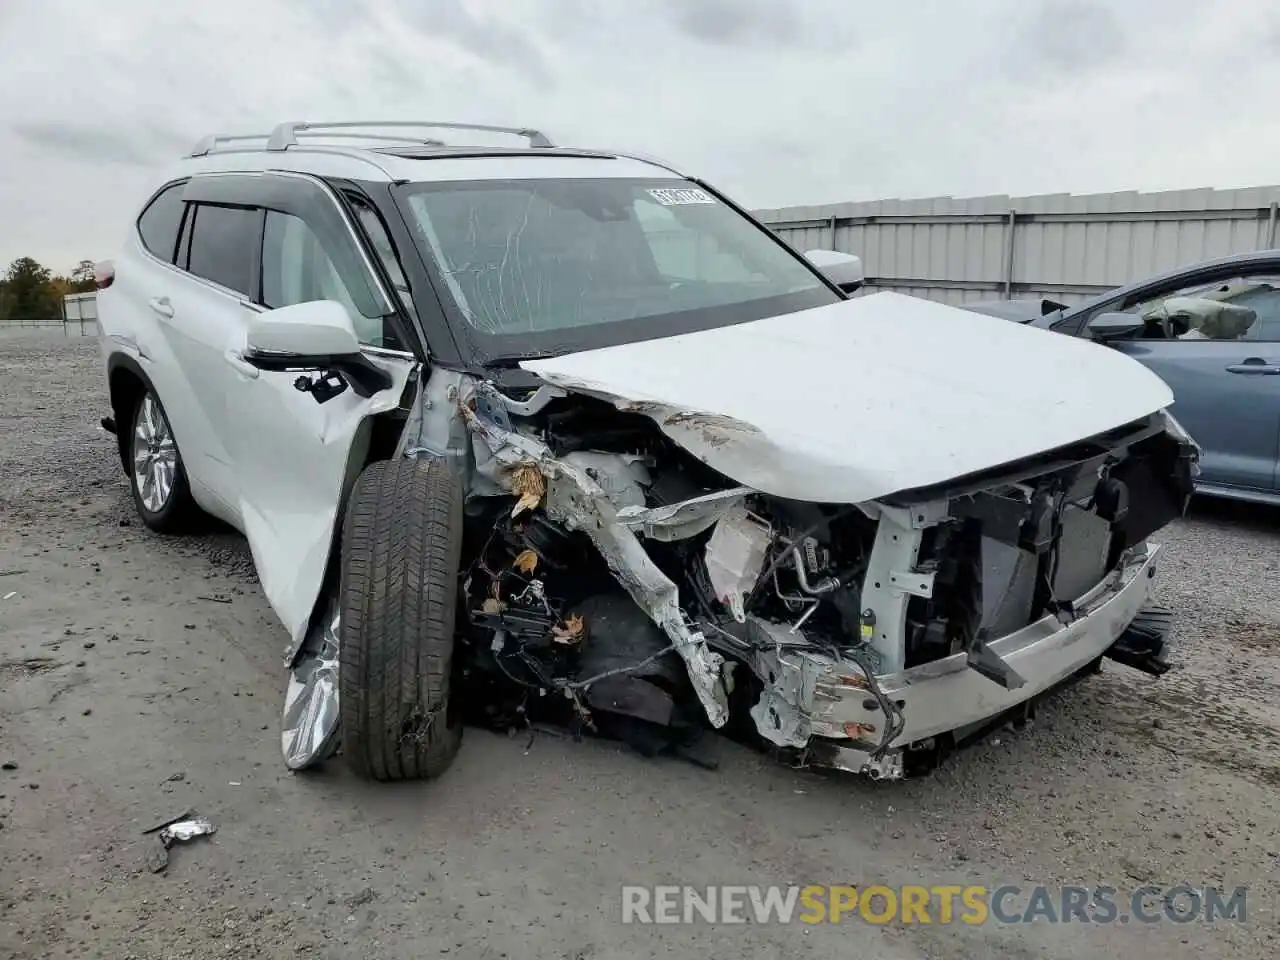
[132,393,178,513]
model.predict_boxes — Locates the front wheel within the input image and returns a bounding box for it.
[339,458,465,781]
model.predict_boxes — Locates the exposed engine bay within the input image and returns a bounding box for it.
[389,362,1197,779]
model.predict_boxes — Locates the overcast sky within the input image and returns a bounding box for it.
[2,0,1278,271]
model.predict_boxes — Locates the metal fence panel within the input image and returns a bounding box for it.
[756,186,1280,305]
[63,292,98,322]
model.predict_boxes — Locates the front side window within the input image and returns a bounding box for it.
[347,195,415,315]
[395,177,837,358]
[186,204,257,295]
[1118,275,1280,342]
[260,210,392,348]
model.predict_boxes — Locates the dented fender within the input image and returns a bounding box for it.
[458,380,732,728]
[220,353,416,664]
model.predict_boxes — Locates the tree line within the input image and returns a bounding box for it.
[0,257,98,322]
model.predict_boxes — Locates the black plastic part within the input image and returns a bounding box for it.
[966,631,1027,690]
[471,607,558,645]
[1105,605,1175,676]
[1105,434,1197,556]
[567,593,710,766]
[245,351,394,398]
[883,416,1163,506]
[1018,491,1057,554]
[293,371,349,404]
[517,514,584,570]
[949,491,1028,547]
[100,416,117,435]
[946,519,985,656]
[1093,473,1130,524]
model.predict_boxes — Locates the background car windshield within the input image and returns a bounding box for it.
[398,178,836,349]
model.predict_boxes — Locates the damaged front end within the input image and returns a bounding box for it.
[303,358,1193,781]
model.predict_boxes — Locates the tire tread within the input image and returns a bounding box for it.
[339,458,464,781]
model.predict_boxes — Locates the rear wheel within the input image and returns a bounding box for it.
[339,458,465,781]
[129,389,199,532]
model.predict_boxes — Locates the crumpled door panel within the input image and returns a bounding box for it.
[222,355,415,661]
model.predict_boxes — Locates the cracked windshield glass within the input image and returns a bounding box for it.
[400,178,832,334]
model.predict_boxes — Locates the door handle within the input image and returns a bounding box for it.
[1226,359,1280,375]
[148,296,174,318]
[223,350,260,379]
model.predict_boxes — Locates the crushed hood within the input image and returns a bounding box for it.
[521,292,1174,503]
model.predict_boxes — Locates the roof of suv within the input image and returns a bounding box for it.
[153,120,686,192]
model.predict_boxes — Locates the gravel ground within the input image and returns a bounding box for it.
[1,329,1278,959]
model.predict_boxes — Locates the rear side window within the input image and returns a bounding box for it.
[186,204,258,295]
[136,183,186,262]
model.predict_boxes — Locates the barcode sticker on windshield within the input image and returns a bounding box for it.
[648,188,717,206]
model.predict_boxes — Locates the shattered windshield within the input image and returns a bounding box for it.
[395,177,839,359]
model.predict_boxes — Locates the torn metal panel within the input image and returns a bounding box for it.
[749,648,829,749]
[614,487,752,542]
[281,601,341,770]
[461,383,730,728]
[803,740,905,781]
[558,452,652,511]
[544,462,729,728]
[396,366,471,462]
[729,616,881,750]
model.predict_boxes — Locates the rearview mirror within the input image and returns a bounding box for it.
[1086,312,1144,340]
[804,249,864,293]
[246,300,361,357]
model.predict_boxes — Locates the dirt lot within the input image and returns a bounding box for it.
[2,329,1278,959]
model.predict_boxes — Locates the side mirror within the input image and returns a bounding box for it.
[246,300,362,357]
[1086,312,1144,340]
[804,249,864,293]
[242,300,391,399]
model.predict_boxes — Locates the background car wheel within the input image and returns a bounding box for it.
[339,458,465,781]
[129,389,198,533]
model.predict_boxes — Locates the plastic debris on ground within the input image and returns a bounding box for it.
[141,809,217,874]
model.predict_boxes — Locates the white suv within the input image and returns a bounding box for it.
[97,120,1196,783]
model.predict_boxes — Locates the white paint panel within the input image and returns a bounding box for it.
[522,292,1173,504]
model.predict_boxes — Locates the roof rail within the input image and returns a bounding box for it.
[265,120,555,151]
[189,130,449,158]
[189,133,269,157]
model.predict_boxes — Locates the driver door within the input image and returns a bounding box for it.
[1103,276,1280,495]
[220,186,417,651]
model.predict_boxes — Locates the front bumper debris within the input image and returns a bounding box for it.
[1105,604,1175,675]
[761,542,1162,779]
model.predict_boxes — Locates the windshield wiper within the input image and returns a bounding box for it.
[485,349,562,367]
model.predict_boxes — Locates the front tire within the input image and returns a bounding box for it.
[129,388,199,533]
[339,458,465,781]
